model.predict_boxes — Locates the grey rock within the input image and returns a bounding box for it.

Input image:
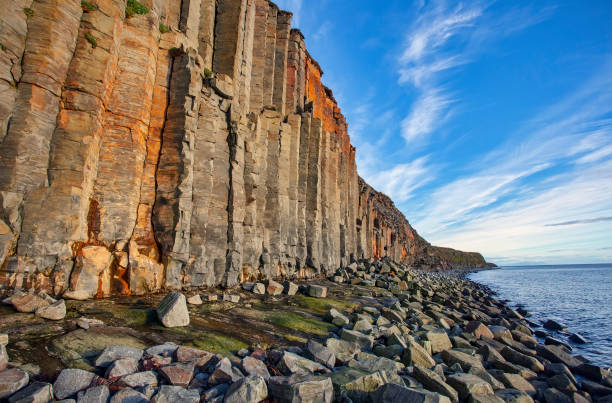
[146,342,178,357]
[76,385,110,403]
[305,339,335,368]
[277,351,327,375]
[441,350,484,370]
[348,352,404,373]
[568,333,587,344]
[307,285,327,298]
[494,388,534,403]
[241,356,270,379]
[11,294,49,313]
[151,385,199,403]
[186,294,202,305]
[109,388,148,403]
[95,346,143,368]
[53,369,95,400]
[209,357,243,385]
[105,358,139,379]
[252,283,265,294]
[373,383,452,403]
[326,338,360,364]
[446,373,494,399]
[326,308,349,327]
[119,372,158,389]
[543,319,567,332]
[157,293,189,328]
[403,340,436,369]
[424,331,453,354]
[340,328,374,350]
[413,365,459,403]
[283,281,299,296]
[223,375,268,403]
[7,381,52,403]
[35,299,66,320]
[268,375,333,403]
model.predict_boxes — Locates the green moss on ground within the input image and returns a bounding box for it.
[293,295,358,315]
[262,310,335,336]
[188,333,248,357]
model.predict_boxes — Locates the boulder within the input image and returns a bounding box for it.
[241,356,270,379]
[105,358,139,379]
[494,388,534,403]
[465,321,494,340]
[305,339,335,368]
[252,283,265,294]
[339,370,405,402]
[0,368,29,399]
[0,345,7,372]
[340,328,374,349]
[277,351,327,375]
[543,319,567,332]
[494,373,536,396]
[175,346,214,366]
[186,294,202,305]
[373,383,452,403]
[441,349,484,370]
[267,280,284,296]
[307,285,327,298]
[7,381,52,403]
[53,369,95,400]
[568,333,587,344]
[446,373,494,400]
[146,342,179,357]
[268,375,333,403]
[109,387,148,403]
[11,293,49,313]
[151,385,200,403]
[425,331,453,354]
[63,246,113,300]
[535,344,582,369]
[353,319,373,333]
[468,393,505,403]
[35,299,66,320]
[348,352,404,373]
[283,281,299,296]
[403,340,436,368]
[95,346,143,368]
[468,368,505,390]
[413,365,459,403]
[76,385,109,403]
[224,375,268,403]
[543,388,571,403]
[158,363,195,387]
[500,347,544,372]
[209,357,243,385]
[326,309,349,327]
[119,371,158,389]
[157,292,189,328]
[326,338,360,364]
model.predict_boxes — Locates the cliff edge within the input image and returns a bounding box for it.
[0,0,487,298]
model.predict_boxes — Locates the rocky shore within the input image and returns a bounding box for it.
[1,259,611,402]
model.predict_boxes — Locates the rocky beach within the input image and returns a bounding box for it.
[1,259,611,402]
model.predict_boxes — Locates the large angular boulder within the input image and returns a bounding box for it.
[109,387,149,403]
[224,375,268,403]
[10,293,49,313]
[241,356,271,379]
[35,299,66,320]
[403,340,436,368]
[157,292,190,328]
[53,369,95,400]
[425,331,453,354]
[105,358,139,379]
[6,381,52,403]
[446,373,494,400]
[151,385,199,403]
[76,385,110,403]
[413,366,459,403]
[340,329,374,350]
[374,383,452,403]
[267,280,284,296]
[277,352,327,376]
[158,363,195,387]
[305,339,335,368]
[268,375,333,403]
[441,349,484,370]
[326,338,360,364]
[0,368,29,399]
[64,246,113,300]
[95,346,143,368]
[307,285,327,298]
[348,352,404,373]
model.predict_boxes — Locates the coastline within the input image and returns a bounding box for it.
[1,260,611,402]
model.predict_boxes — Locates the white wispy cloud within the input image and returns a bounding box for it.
[401,89,454,144]
[413,64,612,264]
[366,156,434,203]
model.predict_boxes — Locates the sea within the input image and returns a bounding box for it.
[469,264,612,368]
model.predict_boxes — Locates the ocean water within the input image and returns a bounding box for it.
[469,264,612,368]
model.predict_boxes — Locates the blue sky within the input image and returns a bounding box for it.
[274,0,612,265]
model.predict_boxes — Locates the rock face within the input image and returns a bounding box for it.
[0,0,487,297]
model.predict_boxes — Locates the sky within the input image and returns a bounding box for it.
[274,0,612,266]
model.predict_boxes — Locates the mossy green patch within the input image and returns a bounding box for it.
[188,333,248,357]
[293,295,358,315]
[125,0,149,18]
[262,310,335,336]
[159,23,170,33]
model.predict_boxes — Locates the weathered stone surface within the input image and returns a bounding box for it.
[11,294,49,313]
[224,375,268,403]
[446,373,494,400]
[277,351,327,375]
[95,346,143,368]
[373,383,452,403]
[242,356,271,379]
[403,340,436,368]
[441,350,484,370]
[119,371,158,389]
[267,280,284,295]
[307,285,327,298]
[158,363,195,387]
[7,381,52,403]
[105,358,139,379]
[109,388,148,403]
[0,0,488,296]
[413,366,460,403]
[151,385,199,403]
[305,339,335,369]
[53,369,94,400]
[157,292,190,328]
[0,368,28,399]
[326,338,360,364]
[340,328,374,350]
[268,375,333,403]
[76,385,109,403]
[35,299,66,320]
[425,331,453,354]
[209,357,243,385]
[175,346,214,366]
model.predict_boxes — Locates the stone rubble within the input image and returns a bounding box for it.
[0,259,609,402]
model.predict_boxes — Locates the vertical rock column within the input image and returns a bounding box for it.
[272,11,291,114]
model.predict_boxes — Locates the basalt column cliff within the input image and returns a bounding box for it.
[0,0,486,298]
